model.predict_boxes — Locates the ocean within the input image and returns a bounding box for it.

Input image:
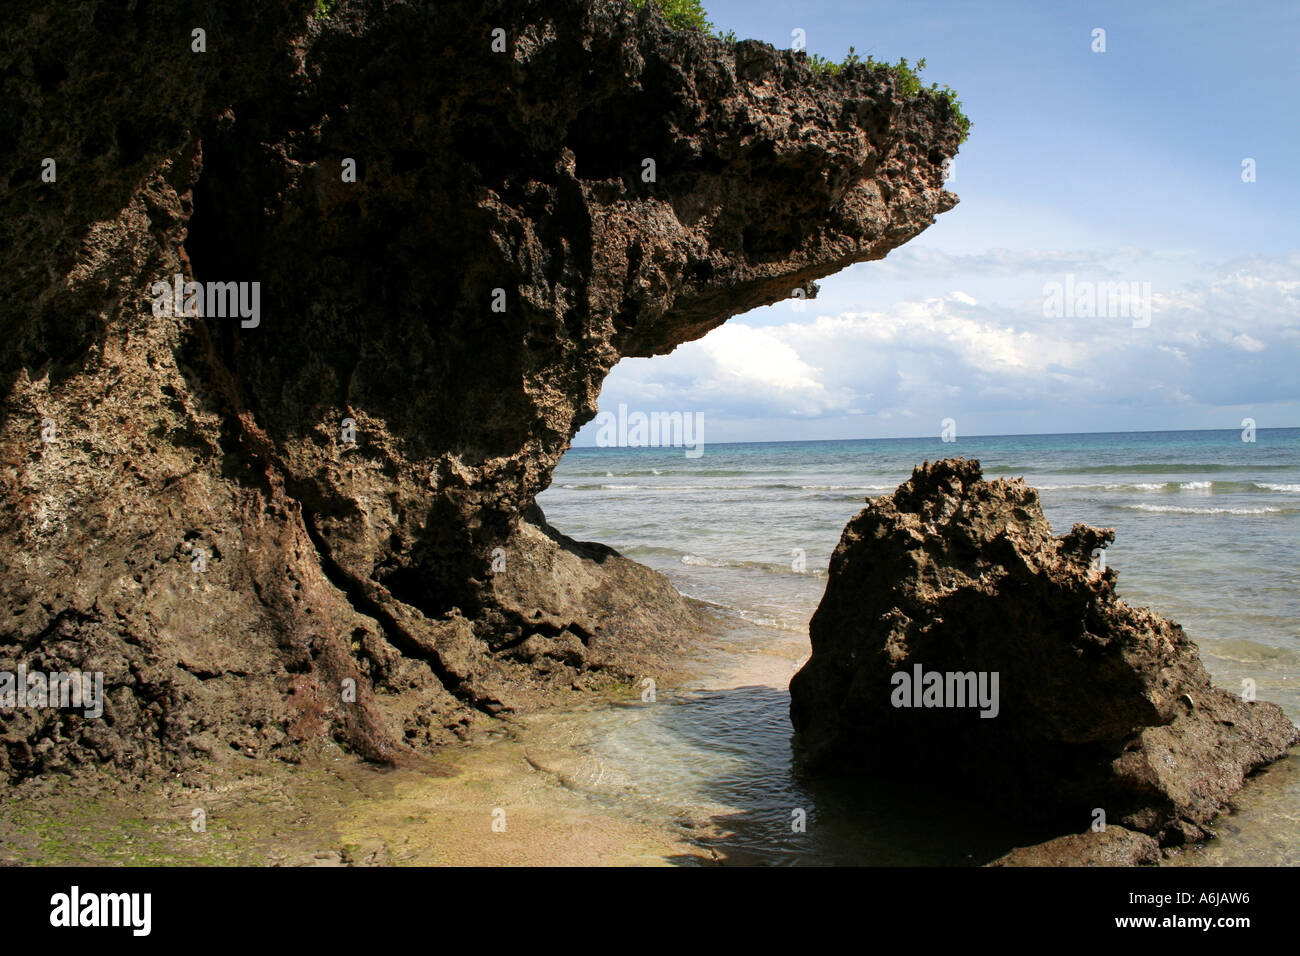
[530,428,1300,864]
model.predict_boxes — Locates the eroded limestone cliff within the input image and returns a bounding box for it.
[0,0,962,779]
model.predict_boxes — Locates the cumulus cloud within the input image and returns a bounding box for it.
[594,323,853,419]
[577,251,1300,441]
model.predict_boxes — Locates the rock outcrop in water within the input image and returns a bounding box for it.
[0,0,962,780]
[789,458,1299,853]
[988,826,1160,867]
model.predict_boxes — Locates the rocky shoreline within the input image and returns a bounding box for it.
[3,1,1292,867]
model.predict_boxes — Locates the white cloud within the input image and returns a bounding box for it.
[696,325,821,392]
[578,251,1300,441]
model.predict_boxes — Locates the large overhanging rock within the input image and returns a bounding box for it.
[789,458,1299,851]
[0,0,962,780]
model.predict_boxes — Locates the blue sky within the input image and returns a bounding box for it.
[575,0,1300,444]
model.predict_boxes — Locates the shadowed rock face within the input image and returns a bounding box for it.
[0,0,961,780]
[790,459,1299,851]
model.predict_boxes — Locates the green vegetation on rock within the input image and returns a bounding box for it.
[809,50,971,142]
[630,0,712,32]
[634,4,970,143]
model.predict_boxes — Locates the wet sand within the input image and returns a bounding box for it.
[0,729,712,867]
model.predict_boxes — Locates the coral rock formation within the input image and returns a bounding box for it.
[0,0,962,780]
[790,458,1299,851]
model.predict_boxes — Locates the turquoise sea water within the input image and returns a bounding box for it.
[534,429,1300,864]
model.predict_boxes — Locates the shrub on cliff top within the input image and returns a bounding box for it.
[810,49,971,142]
[630,0,712,32]
[634,3,970,143]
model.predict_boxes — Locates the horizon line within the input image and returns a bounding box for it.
[568,423,1298,449]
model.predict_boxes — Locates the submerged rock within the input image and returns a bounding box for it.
[0,0,962,780]
[789,458,1299,852]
